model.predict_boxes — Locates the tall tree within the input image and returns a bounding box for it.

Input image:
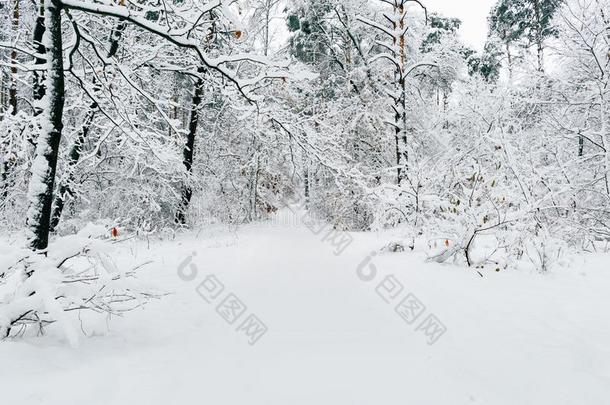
[25,0,65,251]
[490,0,561,73]
[358,0,435,185]
[175,73,204,225]
[489,0,527,78]
[468,40,502,83]
[8,0,18,115]
[521,0,562,71]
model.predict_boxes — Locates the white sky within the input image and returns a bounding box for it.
[423,0,497,50]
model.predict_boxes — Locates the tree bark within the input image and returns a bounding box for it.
[247,142,260,222]
[506,42,513,81]
[175,74,204,225]
[32,0,46,112]
[25,0,65,251]
[394,3,408,186]
[9,0,19,115]
[303,157,310,207]
[49,114,91,232]
[0,67,4,112]
[533,0,544,72]
[395,75,408,185]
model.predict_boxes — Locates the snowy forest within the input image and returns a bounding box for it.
[1,0,609,403]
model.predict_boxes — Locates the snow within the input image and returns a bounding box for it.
[60,0,287,98]
[1,211,610,404]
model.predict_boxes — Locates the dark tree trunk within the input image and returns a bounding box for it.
[107,19,126,57]
[49,114,91,232]
[304,162,309,207]
[394,126,402,184]
[32,0,46,112]
[0,159,9,203]
[50,19,126,231]
[175,75,204,225]
[9,0,19,114]
[25,0,65,251]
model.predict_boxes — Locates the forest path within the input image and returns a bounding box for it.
[1,215,610,404]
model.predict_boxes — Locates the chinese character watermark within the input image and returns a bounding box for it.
[356,251,447,345]
[178,252,268,346]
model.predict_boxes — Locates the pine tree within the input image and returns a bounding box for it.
[525,0,562,71]
[468,41,502,83]
[489,0,528,78]
[490,0,561,73]
[287,0,334,65]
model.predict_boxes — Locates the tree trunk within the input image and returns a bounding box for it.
[1,67,4,112]
[32,0,46,113]
[9,0,19,115]
[394,3,408,186]
[175,75,204,225]
[25,0,64,251]
[303,157,310,207]
[49,113,91,232]
[50,19,126,231]
[533,0,544,72]
[598,3,610,196]
[1,0,20,202]
[506,42,513,81]
[248,149,260,222]
[263,0,271,56]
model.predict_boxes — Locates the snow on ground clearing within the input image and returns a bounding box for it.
[1,215,610,405]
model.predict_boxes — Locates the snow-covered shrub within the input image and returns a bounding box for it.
[0,111,35,231]
[522,229,569,273]
[0,224,157,345]
[308,173,376,231]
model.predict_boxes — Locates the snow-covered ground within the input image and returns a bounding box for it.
[1,211,610,405]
